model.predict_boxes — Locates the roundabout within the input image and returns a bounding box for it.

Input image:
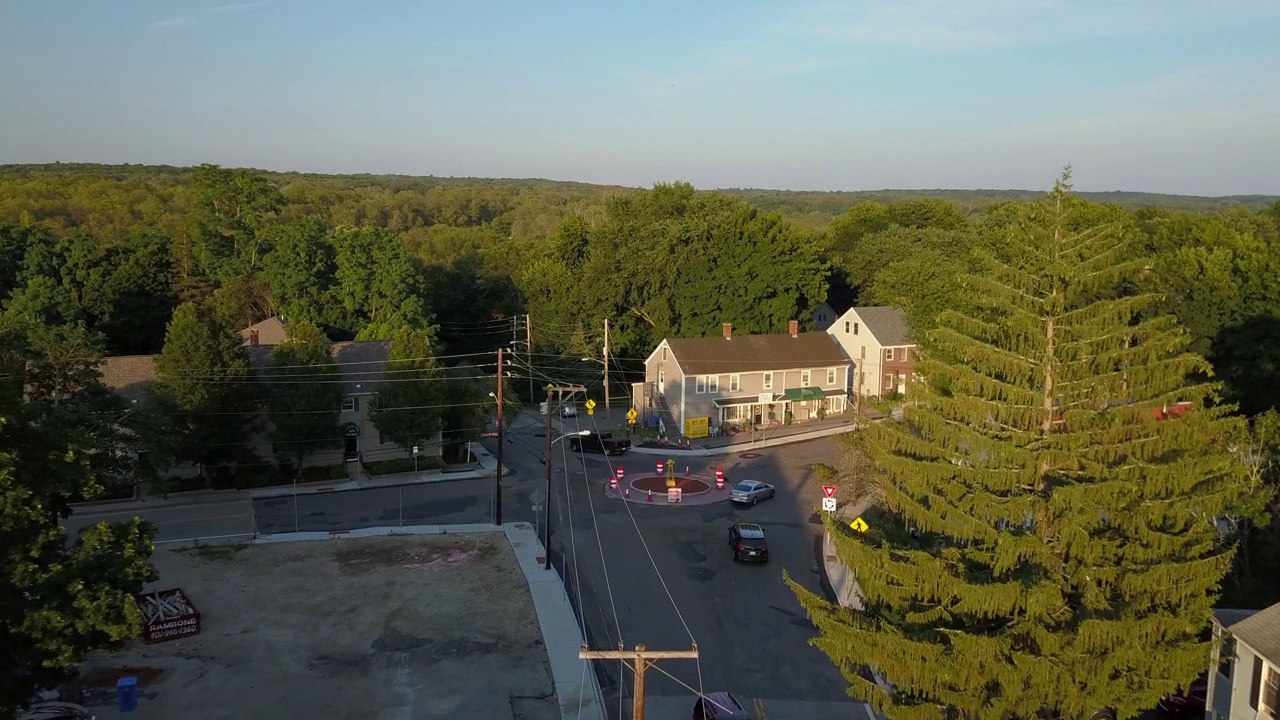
[606,473,731,506]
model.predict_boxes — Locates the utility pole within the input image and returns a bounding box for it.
[495,348,505,526]
[580,643,699,720]
[525,314,534,402]
[544,383,587,571]
[603,318,610,412]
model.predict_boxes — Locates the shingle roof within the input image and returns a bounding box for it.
[665,332,850,376]
[98,355,157,403]
[853,306,913,346]
[1227,601,1280,663]
[239,316,289,346]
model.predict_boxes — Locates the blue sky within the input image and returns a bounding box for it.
[1,1,1278,195]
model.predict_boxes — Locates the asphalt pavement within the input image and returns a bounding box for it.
[503,411,870,720]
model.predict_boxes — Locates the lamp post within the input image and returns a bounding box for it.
[544,429,591,571]
[412,445,419,474]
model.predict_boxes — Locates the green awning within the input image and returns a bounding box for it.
[784,387,824,401]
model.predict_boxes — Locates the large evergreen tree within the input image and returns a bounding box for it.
[152,302,260,476]
[267,319,343,473]
[790,178,1261,720]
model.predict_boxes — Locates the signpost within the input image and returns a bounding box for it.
[585,398,597,416]
[667,487,682,504]
[626,407,638,425]
[822,485,837,513]
[851,517,869,533]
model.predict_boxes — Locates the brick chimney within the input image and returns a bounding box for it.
[249,329,259,346]
[789,320,799,338]
[723,323,733,340]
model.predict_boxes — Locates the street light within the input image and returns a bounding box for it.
[544,430,591,570]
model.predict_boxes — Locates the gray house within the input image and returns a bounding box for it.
[633,321,852,437]
[1206,601,1280,720]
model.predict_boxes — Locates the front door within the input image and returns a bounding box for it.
[344,438,358,460]
[658,370,665,394]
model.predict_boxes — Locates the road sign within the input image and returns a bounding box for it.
[821,497,837,513]
[585,399,596,410]
[667,488,683,504]
[822,485,837,498]
[626,407,638,420]
[850,517,869,533]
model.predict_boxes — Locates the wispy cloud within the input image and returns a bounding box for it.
[205,1,269,14]
[766,0,1280,52]
[149,17,196,29]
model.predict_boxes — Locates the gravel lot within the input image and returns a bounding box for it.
[75,534,557,720]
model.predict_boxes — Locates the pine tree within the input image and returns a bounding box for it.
[790,177,1261,720]
[268,319,343,474]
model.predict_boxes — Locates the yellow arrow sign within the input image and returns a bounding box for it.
[626,407,638,419]
[585,399,597,410]
[850,517,869,533]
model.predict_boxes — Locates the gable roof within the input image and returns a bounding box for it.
[1225,601,1280,663]
[98,355,157,404]
[240,316,289,346]
[851,306,912,347]
[665,332,850,376]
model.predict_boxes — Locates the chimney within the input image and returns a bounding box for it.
[789,320,799,338]
[249,329,259,346]
[723,323,733,340]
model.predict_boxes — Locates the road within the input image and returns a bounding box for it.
[63,410,869,719]
[505,412,870,720]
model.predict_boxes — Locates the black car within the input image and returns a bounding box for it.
[568,431,632,455]
[730,523,768,562]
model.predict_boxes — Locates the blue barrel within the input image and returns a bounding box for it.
[117,675,138,712]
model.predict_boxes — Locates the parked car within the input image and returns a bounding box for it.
[1157,673,1208,720]
[729,523,769,562]
[728,481,775,506]
[693,691,751,719]
[560,404,577,418]
[568,431,631,455]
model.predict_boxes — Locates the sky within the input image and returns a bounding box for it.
[1,1,1278,196]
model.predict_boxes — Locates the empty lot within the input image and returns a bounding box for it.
[76,534,557,720]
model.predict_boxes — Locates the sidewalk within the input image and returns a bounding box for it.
[545,410,864,457]
[254,522,606,720]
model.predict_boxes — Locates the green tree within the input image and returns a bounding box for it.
[332,225,432,339]
[259,217,350,333]
[267,319,342,474]
[790,179,1260,720]
[369,327,446,450]
[188,164,284,277]
[152,302,260,475]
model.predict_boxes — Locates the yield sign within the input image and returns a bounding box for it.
[822,485,837,498]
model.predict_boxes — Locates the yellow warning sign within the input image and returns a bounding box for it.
[585,399,596,410]
[626,407,638,425]
[850,517,869,533]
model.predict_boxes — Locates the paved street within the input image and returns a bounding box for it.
[62,409,868,719]
[501,411,870,720]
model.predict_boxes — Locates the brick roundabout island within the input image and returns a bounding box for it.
[604,474,732,506]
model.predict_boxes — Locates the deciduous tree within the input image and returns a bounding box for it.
[267,319,342,473]
[369,327,445,450]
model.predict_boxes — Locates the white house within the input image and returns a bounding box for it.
[826,306,917,398]
[1206,602,1280,720]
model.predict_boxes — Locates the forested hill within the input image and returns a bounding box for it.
[2,163,1274,229]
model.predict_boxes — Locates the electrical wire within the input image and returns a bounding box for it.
[556,427,590,720]
[588,409,705,706]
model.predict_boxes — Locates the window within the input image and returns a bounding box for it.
[826,368,836,385]
[1250,652,1263,711]
[729,374,740,392]
[1217,634,1236,680]
[696,376,707,393]
[342,397,359,412]
[661,346,667,362]
[854,322,860,335]
[883,375,894,393]
[801,370,811,385]
[885,348,895,361]
[818,312,827,322]
[844,321,850,333]
[763,373,773,390]
[860,345,865,359]
[1263,664,1279,718]
[709,375,719,393]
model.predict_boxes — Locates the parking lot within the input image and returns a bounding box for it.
[74,535,558,720]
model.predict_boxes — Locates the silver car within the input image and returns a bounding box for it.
[728,480,775,505]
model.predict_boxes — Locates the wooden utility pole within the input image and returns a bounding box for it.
[603,318,610,412]
[543,383,587,570]
[495,348,504,526]
[525,314,534,402]
[580,643,699,720]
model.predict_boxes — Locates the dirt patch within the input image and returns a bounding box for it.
[631,475,711,494]
[75,534,557,720]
